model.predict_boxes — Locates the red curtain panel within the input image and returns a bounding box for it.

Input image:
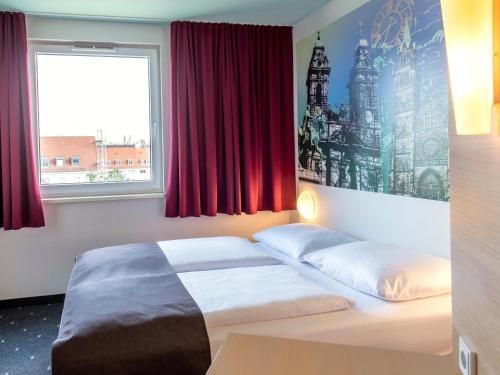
[0,12,45,230]
[166,22,296,217]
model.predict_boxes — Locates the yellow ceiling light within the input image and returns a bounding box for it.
[441,0,497,135]
[297,191,315,222]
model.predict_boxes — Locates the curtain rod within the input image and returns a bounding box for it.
[23,11,173,24]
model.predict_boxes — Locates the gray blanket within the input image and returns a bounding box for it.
[52,243,211,375]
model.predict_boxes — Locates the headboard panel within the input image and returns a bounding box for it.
[298,183,450,259]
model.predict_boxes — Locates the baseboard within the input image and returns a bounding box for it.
[0,294,65,309]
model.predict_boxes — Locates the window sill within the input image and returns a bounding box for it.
[42,192,165,204]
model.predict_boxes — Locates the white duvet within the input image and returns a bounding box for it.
[178,265,353,328]
[157,236,281,272]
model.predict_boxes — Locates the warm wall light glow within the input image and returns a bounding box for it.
[495,0,500,126]
[441,0,494,135]
[297,191,315,222]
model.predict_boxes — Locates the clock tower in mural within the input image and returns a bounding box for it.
[347,35,382,192]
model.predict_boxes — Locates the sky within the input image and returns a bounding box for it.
[36,54,151,144]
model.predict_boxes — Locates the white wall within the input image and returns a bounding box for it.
[0,17,291,300]
[293,0,450,258]
[1,5,452,299]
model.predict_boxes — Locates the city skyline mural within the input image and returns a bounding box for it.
[297,0,449,201]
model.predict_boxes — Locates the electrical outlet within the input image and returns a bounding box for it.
[459,337,477,375]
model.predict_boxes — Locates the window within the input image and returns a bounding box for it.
[30,42,162,199]
[56,157,65,167]
[41,157,50,168]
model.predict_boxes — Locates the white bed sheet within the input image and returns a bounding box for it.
[205,243,452,358]
[178,265,352,328]
[157,236,281,272]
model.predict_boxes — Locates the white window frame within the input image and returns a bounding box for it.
[29,41,163,200]
[71,156,81,167]
[56,157,65,167]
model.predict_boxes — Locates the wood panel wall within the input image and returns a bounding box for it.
[451,4,500,374]
[450,126,500,374]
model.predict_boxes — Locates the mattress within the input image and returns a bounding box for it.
[178,265,352,328]
[157,236,282,272]
[205,243,452,358]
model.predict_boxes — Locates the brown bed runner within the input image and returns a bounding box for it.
[52,243,211,375]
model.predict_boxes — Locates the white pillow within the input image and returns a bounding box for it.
[303,241,451,301]
[253,223,356,261]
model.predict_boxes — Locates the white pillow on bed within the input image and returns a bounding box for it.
[303,241,451,301]
[253,223,356,261]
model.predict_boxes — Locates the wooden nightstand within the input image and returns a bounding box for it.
[208,334,460,375]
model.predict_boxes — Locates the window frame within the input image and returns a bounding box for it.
[28,41,163,200]
[55,157,65,167]
[71,156,81,167]
[41,157,50,168]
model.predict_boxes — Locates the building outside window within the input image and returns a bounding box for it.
[29,42,162,198]
[71,156,81,167]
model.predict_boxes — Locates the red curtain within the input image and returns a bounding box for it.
[0,12,44,230]
[166,22,296,217]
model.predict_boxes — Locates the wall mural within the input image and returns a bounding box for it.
[297,0,449,201]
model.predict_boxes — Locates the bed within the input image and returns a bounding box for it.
[206,243,452,358]
[157,236,282,271]
[52,232,452,374]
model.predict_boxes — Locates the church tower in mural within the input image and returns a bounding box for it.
[391,20,416,197]
[412,1,449,201]
[306,32,331,111]
[348,36,382,192]
[298,32,331,184]
[299,32,383,191]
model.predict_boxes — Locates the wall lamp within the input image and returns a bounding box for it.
[441,0,499,135]
[297,191,315,222]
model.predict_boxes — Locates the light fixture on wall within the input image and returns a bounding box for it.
[495,0,500,125]
[441,0,499,135]
[297,191,315,222]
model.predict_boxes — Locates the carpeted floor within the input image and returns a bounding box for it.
[0,303,63,375]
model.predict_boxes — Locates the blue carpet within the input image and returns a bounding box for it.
[0,303,62,375]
